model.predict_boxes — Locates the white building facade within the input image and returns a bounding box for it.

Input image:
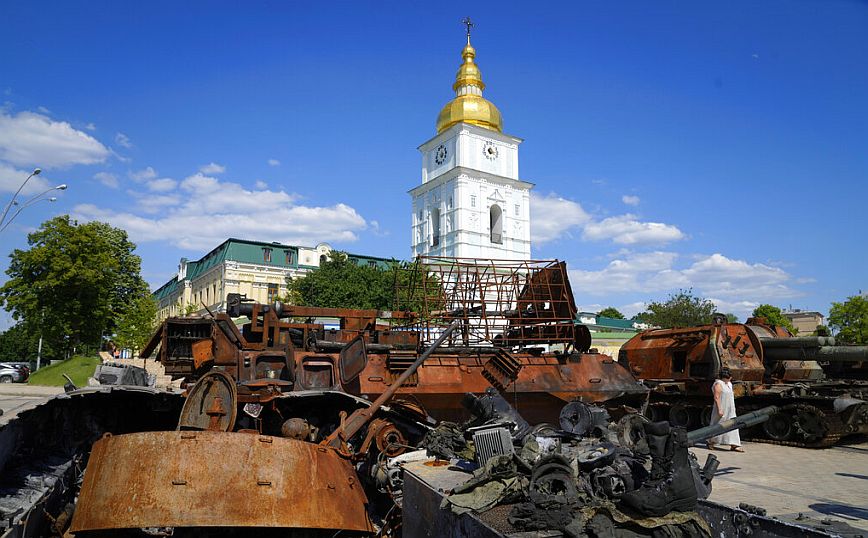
[410,34,533,260]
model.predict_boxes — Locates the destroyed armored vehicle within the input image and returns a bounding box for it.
[618,314,868,447]
[143,257,647,425]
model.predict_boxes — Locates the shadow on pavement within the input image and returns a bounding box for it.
[809,503,868,521]
[713,466,741,476]
[835,473,868,480]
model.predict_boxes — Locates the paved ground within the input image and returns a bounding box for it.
[0,383,63,424]
[693,439,868,531]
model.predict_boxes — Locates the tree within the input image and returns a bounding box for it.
[724,313,739,323]
[597,307,625,319]
[0,216,148,359]
[829,295,868,345]
[286,252,396,310]
[0,321,52,363]
[642,289,717,328]
[751,304,796,333]
[114,288,158,351]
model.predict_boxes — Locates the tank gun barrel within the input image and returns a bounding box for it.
[322,321,460,451]
[759,336,836,348]
[757,335,868,362]
[686,406,777,445]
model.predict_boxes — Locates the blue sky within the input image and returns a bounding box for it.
[1,1,866,326]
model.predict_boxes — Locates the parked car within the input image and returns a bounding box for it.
[0,362,30,383]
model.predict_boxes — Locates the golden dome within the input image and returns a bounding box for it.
[435,38,503,134]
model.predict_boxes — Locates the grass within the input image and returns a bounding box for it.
[28,355,101,387]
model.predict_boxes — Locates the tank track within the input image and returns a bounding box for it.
[741,403,844,448]
[646,399,849,449]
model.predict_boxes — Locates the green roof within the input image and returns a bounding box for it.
[152,238,399,297]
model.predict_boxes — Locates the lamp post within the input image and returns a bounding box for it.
[0,183,67,233]
[0,168,41,227]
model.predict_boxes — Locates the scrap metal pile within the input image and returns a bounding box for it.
[402,387,776,537]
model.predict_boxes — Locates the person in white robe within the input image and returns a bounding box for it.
[706,367,744,452]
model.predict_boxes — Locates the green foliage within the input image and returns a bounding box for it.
[184,304,199,316]
[0,216,148,360]
[642,289,717,328]
[632,311,652,323]
[725,313,739,323]
[0,322,48,363]
[27,355,100,386]
[829,295,868,344]
[114,290,158,350]
[751,304,796,333]
[286,252,397,310]
[597,307,625,319]
[812,324,830,336]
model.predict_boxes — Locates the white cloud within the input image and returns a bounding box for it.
[254,180,268,190]
[199,162,225,175]
[530,192,682,247]
[267,159,280,167]
[73,172,368,250]
[129,167,157,182]
[569,251,801,319]
[0,162,50,194]
[147,177,177,192]
[93,171,119,189]
[530,192,591,244]
[0,111,110,168]
[622,194,640,206]
[582,214,684,245]
[681,253,792,299]
[84,123,96,131]
[115,132,133,149]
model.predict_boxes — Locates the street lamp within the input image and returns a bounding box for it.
[0,183,67,233]
[0,168,41,227]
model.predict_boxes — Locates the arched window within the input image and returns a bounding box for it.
[320,254,327,265]
[431,207,441,247]
[490,204,503,244]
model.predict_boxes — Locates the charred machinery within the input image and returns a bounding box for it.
[618,314,868,447]
[143,257,647,424]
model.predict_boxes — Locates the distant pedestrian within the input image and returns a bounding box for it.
[706,367,744,452]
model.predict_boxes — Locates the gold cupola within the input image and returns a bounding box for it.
[435,34,503,134]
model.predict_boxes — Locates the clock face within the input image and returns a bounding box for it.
[483,141,499,160]
[435,144,448,165]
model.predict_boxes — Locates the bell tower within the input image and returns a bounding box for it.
[410,21,533,260]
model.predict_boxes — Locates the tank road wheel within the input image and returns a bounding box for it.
[644,404,667,423]
[668,404,695,428]
[794,406,828,444]
[763,411,794,441]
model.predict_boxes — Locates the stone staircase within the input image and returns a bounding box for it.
[99,352,177,388]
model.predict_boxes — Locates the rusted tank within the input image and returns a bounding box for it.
[618,314,868,447]
[143,258,647,425]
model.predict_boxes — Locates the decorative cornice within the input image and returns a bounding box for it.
[409,165,534,197]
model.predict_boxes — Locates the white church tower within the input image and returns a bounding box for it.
[410,23,533,260]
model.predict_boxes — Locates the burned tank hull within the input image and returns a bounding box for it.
[0,387,185,537]
[618,317,868,447]
[70,431,374,535]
